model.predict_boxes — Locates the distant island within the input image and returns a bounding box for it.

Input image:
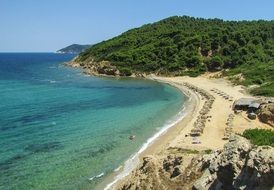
[57,44,91,54]
[70,16,274,96]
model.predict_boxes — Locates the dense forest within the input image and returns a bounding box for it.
[77,16,274,96]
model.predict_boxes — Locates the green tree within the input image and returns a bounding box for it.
[76,16,274,96]
[186,55,202,68]
[207,56,224,71]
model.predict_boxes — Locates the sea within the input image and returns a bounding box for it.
[0,53,186,190]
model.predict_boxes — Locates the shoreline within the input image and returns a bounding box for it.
[65,61,272,189]
[64,61,200,190]
[95,76,200,190]
[107,76,273,189]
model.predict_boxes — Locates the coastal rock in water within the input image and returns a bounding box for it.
[258,103,274,127]
[65,56,80,67]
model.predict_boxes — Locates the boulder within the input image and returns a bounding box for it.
[258,103,274,127]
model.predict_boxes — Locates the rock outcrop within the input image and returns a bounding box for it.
[117,154,203,190]
[66,57,152,77]
[66,57,120,76]
[258,103,274,127]
[117,135,274,190]
[193,135,274,190]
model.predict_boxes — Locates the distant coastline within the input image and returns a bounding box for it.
[57,44,91,54]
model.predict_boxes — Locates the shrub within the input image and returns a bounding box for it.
[242,128,274,146]
[250,82,274,97]
[119,67,132,76]
[204,149,213,154]
[207,56,224,71]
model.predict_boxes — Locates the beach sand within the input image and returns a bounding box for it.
[98,76,272,190]
[152,76,271,150]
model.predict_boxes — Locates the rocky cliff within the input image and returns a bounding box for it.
[67,57,120,76]
[116,135,274,190]
[193,135,273,190]
[67,57,149,77]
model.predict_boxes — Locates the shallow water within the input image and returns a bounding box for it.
[0,53,185,189]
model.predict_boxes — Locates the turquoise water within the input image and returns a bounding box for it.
[0,53,185,190]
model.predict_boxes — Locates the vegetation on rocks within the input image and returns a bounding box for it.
[251,82,274,97]
[242,128,274,146]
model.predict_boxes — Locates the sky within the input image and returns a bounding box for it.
[0,0,273,52]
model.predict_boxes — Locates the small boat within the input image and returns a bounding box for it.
[129,135,136,140]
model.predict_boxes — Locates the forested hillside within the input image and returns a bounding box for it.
[77,16,274,96]
[57,44,91,54]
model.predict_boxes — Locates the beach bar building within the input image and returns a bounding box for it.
[233,98,261,112]
[248,102,261,113]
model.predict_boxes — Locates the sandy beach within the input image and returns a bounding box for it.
[104,75,272,190]
[153,76,271,149]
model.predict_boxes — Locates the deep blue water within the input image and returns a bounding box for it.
[0,53,185,190]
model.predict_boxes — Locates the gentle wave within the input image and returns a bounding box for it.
[104,104,188,190]
[114,165,123,172]
[89,172,105,181]
[38,79,58,83]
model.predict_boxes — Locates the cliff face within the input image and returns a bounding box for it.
[68,57,149,77]
[117,135,274,190]
[117,154,204,190]
[193,135,274,190]
[67,57,120,76]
